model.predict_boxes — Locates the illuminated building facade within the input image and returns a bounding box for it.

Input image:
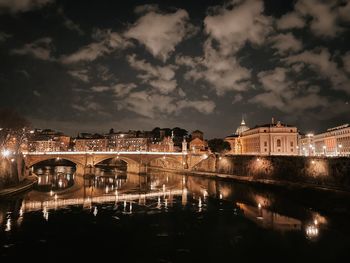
[312,124,350,157]
[27,129,71,152]
[74,133,108,152]
[189,130,207,153]
[226,119,298,156]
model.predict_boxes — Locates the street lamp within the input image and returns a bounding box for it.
[322,145,326,156]
[338,144,343,156]
[2,149,10,157]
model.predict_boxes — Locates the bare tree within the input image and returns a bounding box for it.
[0,108,31,155]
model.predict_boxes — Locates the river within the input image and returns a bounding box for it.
[1,165,350,262]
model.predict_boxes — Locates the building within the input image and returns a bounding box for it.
[189,130,207,153]
[27,129,71,152]
[191,130,204,141]
[105,129,176,152]
[149,136,174,152]
[225,118,298,156]
[311,124,350,157]
[74,133,108,152]
[298,133,315,156]
[225,118,250,154]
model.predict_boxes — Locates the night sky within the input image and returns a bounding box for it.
[0,0,349,138]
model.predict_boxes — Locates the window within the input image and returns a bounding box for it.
[264,141,267,147]
[290,141,294,147]
[265,148,267,152]
[277,139,281,147]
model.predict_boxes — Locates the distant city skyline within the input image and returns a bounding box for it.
[1,0,349,138]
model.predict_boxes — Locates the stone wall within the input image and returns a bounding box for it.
[0,154,26,189]
[193,155,350,191]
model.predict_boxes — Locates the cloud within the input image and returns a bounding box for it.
[250,67,330,113]
[232,94,243,104]
[269,33,303,55]
[295,0,341,37]
[204,0,272,55]
[91,83,137,97]
[112,83,137,97]
[125,8,197,61]
[339,1,350,22]
[61,29,131,64]
[91,86,109,92]
[0,31,11,43]
[134,4,158,14]
[33,90,41,97]
[276,12,305,30]
[177,99,215,114]
[0,0,53,14]
[284,48,350,94]
[68,69,89,83]
[117,90,215,118]
[176,41,251,95]
[58,7,84,35]
[11,37,54,61]
[127,54,178,94]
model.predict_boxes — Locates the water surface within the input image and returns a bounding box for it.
[1,165,350,262]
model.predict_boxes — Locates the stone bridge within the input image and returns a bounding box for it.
[24,151,211,175]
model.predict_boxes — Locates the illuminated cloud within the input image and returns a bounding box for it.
[125,8,197,61]
[269,33,303,55]
[11,37,53,61]
[204,0,272,55]
[61,29,131,64]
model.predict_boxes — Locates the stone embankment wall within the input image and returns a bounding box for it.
[192,155,350,191]
[0,155,26,190]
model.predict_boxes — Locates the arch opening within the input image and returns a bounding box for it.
[30,158,77,192]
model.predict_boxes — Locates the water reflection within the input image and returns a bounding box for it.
[34,165,75,191]
[1,167,349,258]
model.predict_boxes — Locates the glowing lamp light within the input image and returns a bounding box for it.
[311,160,315,164]
[2,149,10,157]
[257,158,260,162]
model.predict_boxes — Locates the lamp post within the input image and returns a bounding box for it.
[338,144,343,156]
[322,145,326,156]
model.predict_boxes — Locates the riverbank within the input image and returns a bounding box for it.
[0,176,37,198]
[149,166,350,196]
[149,167,350,215]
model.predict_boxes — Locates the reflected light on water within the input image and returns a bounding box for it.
[157,196,161,209]
[43,207,49,221]
[306,224,319,239]
[5,217,11,232]
[93,206,98,217]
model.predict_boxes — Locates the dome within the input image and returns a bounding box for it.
[235,118,249,135]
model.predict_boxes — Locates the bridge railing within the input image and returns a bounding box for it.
[24,151,188,156]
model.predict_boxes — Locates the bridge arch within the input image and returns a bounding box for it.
[26,156,84,168]
[93,155,144,174]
